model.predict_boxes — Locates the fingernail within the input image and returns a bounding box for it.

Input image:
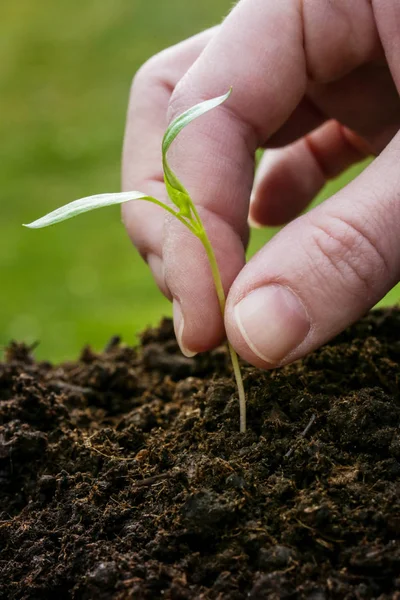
[173,300,198,358]
[147,253,164,283]
[248,214,263,229]
[147,253,171,299]
[234,284,310,365]
[248,191,263,229]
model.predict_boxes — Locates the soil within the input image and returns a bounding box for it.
[1,309,400,600]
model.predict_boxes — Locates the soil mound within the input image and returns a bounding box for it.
[1,310,400,599]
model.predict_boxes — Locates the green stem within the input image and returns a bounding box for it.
[150,198,246,431]
[198,229,246,433]
[145,197,197,235]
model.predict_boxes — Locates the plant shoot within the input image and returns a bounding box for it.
[24,90,247,432]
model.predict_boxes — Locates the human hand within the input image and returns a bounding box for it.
[122,0,400,368]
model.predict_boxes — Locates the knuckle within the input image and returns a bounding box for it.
[302,0,378,82]
[307,214,390,298]
[167,78,190,122]
[131,51,170,93]
[167,75,203,123]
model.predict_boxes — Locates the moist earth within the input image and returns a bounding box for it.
[1,309,400,599]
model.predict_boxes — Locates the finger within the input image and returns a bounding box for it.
[121,28,216,298]
[264,60,400,152]
[250,120,372,227]
[225,130,400,369]
[163,0,381,355]
[253,59,400,227]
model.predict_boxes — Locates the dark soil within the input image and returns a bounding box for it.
[1,309,400,600]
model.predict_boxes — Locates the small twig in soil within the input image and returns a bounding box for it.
[49,380,95,395]
[285,414,316,459]
[131,472,179,489]
[83,433,135,461]
[295,518,344,545]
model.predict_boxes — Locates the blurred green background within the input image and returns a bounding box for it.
[1,0,397,362]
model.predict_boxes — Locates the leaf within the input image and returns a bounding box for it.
[161,89,232,217]
[162,89,232,154]
[23,191,159,229]
[23,90,232,229]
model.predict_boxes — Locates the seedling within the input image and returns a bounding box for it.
[24,90,247,432]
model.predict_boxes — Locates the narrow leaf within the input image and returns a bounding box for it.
[23,191,158,229]
[161,89,231,216]
[24,91,232,229]
[162,89,232,155]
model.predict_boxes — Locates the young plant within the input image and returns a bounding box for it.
[24,90,247,432]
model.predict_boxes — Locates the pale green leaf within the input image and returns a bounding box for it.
[23,90,232,229]
[161,89,231,217]
[162,89,232,155]
[24,191,160,229]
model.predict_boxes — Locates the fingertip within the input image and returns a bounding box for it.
[247,214,263,229]
[173,299,198,358]
[250,144,325,227]
[227,284,311,369]
[146,253,173,300]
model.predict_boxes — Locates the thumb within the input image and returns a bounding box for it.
[225,133,400,368]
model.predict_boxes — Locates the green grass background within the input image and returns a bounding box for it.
[1,0,397,362]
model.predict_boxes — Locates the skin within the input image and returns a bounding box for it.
[122,0,400,369]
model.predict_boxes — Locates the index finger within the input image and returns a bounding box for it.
[162,0,308,353]
[121,29,217,298]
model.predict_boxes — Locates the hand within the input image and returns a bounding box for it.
[122,0,400,368]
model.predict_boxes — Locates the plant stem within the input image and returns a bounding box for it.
[145,198,197,235]
[198,229,246,433]
[152,197,246,431]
